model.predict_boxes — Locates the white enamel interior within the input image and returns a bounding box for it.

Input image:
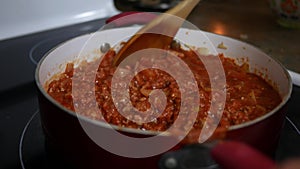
[37,27,292,130]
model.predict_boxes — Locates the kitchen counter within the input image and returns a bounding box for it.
[114,0,300,73]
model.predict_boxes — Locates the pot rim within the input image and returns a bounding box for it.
[35,28,293,137]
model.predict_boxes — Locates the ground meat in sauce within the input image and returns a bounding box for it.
[46,47,282,133]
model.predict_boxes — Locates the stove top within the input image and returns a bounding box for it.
[0,0,119,41]
[0,17,300,169]
[0,18,105,169]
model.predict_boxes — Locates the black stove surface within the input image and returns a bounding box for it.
[0,18,105,169]
[0,18,300,169]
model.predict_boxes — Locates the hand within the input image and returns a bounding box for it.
[211,141,276,169]
[277,158,300,169]
[212,141,300,169]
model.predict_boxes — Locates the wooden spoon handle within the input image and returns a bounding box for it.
[112,0,200,66]
[164,0,200,19]
[136,0,201,40]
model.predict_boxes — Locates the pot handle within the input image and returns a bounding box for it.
[106,11,158,27]
[159,141,277,169]
[159,143,219,169]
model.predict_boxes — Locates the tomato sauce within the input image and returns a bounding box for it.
[46,47,282,133]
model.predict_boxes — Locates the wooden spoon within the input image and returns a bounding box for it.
[112,0,200,66]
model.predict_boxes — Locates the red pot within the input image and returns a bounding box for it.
[35,26,292,168]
